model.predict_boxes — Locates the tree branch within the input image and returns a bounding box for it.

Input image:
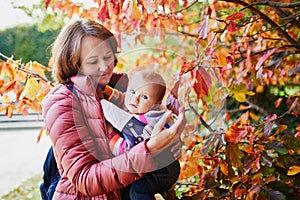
[270,7,300,29]
[0,52,54,86]
[255,0,300,8]
[186,90,216,133]
[219,0,300,50]
[169,0,199,14]
[245,99,269,115]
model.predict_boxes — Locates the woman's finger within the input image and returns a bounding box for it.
[167,107,186,136]
[152,110,172,135]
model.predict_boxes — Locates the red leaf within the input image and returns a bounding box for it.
[226,11,245,21]
[295,130,300,140]
[199,66,212,87]
[198,15,208,39]
[243,157,260,174]
[226,55,234,67]
[166,78,181,115]
[255,47,279,70]
[193,68,211,97]
[263,114,277,137]
[98,1,109,22]
[45,0,51,9]
[227,21,236,32]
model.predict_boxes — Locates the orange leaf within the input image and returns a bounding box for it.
[234,188,246,198]
[225,125,248,144]
[179,61,196,75]
[265,175,277,184]
[275,97,283,108]
[7,104,15,118]
[37,127,45,143]
[226,11,245,21]
[273,124,287,136]
[219,160,228,176]
[1,81,16,94]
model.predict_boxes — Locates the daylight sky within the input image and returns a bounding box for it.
[0,0,97,30]
[0,0,40,30]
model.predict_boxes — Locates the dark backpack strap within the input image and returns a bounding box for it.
[40,146,60,200]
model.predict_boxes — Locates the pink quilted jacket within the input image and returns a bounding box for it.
[42,75,157,199]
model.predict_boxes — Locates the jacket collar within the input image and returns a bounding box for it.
[70,75,104,98]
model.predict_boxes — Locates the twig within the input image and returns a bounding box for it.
[186,89,216,133]
[245,99,269,115]
[219,0,300,50]
[168,0,199,15]
[255,0,300,8]
[0,52,54,86]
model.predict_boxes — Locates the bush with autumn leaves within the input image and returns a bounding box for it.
[1,0,300,199]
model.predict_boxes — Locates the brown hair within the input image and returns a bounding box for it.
[51,19,118,83]
[130,70,167,102]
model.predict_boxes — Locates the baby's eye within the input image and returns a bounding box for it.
[129,89,135,95]
[141,95,148,100]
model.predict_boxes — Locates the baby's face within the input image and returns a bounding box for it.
[125,79,161,114]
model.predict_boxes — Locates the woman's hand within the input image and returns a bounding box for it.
[146,108,186,157]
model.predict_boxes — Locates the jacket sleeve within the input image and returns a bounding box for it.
[42,87,157,197]
[107,130,128,156]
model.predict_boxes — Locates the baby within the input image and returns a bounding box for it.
[102,70,179,200]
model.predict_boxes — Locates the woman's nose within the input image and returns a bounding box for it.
[98,60,107,71]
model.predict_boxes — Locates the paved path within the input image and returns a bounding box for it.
[0,128,51,197]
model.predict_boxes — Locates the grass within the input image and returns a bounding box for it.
[0,173,169,200]
[0,173,42,200]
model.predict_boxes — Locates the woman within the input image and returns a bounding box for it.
[42,19,186,199]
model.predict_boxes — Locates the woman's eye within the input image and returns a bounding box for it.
[87,59,98,64]
[104,55,113,61]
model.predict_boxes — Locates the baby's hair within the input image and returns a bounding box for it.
[130,70,166,102]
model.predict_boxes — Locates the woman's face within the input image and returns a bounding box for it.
[79,35,115,86]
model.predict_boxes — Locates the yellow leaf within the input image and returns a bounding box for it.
[246,91,255,96]
[2,95,11,104]
[249,112,260,121]
[287,165,300,176]
[131,0,141,20]
[233,92,246,102]
[25,77,41,100]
